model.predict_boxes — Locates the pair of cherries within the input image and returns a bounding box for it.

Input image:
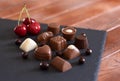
[14,17,41,37]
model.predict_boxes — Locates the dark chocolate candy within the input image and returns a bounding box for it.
[79,56,85,64]
[85,48,92,55]
[51,56,72,72]
[50,36,67,51]
[47,23,60,35]
[63,45,80,60]
[40,61,49,70]
[62,27,76,41]
[22,52,28,59]
[74,33,89,49]
[37,31,53,43]
[15,39,22,46]
[34,45,52,60]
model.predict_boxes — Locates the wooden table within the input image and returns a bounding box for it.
[0,0,120,81]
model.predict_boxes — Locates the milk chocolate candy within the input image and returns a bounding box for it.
[34,45,52,60]
[47,23,60,35]
[62,27,76,41]
[74,34,89,49]
[51,56,72,72]
[37,31,53,43]
[50,36,67,51]
[63,45,80,60]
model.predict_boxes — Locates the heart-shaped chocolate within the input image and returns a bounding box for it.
[34,45,52,60]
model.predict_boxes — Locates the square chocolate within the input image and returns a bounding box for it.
[50,36,67,51]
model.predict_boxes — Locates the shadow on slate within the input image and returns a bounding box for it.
[0,19,106,81]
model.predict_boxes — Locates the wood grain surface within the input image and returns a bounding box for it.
[0,0,120,81]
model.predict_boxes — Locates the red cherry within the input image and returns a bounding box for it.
[14,24,27,37]
[23,17,36,25]
[27,22,41,35]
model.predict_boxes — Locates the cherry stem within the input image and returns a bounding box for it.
[18,6,25,25]
[18,4,30,25]
[24,4,30,22]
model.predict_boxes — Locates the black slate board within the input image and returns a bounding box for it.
[0,19,106,81]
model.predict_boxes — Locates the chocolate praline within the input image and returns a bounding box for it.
[51,56,72,72]
[50,36,67,51]
[62,27,76,41]
[63,45,80,60]
[74,33,89,49]
[47,23,60,35]
[34,45,52,60]
[37,31,53,43]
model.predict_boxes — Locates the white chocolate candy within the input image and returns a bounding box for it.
[20,38,38,52]
[67,45,79,52]
[65,29,73,33]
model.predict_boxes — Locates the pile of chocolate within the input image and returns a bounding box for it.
[15,23,92,72]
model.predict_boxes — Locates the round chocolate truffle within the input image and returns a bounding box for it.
[85,48,92,55]
[47,23,60,35]
[62,27,76,41]
[79,56,85,64]
[40,61,49,70]
[22,52,28,59]
[15,39,22,46]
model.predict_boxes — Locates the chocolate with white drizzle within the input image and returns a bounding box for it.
[63,45,80,60]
